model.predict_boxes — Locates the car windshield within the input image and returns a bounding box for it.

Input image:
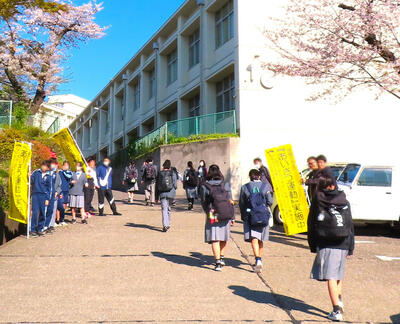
[338,164,361,185]
[331,166,346,180]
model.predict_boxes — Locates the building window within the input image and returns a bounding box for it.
[167,49,178,85]
[149,69,156,100]
[132,81,140,111]
[216,73,235,113]
[189,94,200,117]
[189,29,200,68]
[215,0,234,48]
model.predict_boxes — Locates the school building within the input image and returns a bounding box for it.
[70,0,400,185]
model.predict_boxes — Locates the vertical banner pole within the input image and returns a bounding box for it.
[26,143,32,238]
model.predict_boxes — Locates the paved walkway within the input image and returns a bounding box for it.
[0,191,399,323]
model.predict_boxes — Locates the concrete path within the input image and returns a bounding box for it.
[0,192,399,323]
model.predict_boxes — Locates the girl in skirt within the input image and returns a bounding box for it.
[123,161,139,203]
[69,163,88,224]
[239,169,273,273]
[307,176,354,322]
[200,164,234,271]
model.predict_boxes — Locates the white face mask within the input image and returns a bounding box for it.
[199,162,204,167]
[104,161,110,167]
[76,167,82,172]
[51,165,57,171]
[254,163,261,170]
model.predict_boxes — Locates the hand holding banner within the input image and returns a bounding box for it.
[265,144,309,236]
[8,142,32,224]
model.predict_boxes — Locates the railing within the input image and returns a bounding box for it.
[0,115,15,128]
[46,117,60,134]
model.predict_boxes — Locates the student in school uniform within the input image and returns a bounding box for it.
[200,164,235,272]
[69,163,88,224]
[30,161,50,236]
[156,159,177,232]
[97,157,121,216]
[57,161,72,226]
[84,158,99,217]
[183,161,198,210]
[308,176,355,322]
[239,169,273,273]
[44,157,59,233]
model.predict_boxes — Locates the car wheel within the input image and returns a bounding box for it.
[273,206,283,225]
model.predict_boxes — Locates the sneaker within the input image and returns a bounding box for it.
[61,222,68,226]
[82,218,87,224]
[150,203,155,207]
[54,223,61,227]
[327,310,343,322]
[162,226,170,232]
[215,262,222,272]
[129,198,133,203]
[43,226,48,231]
[254,259,263,273]
[338,298,344,313]
[220,257,226,266]
[38,230,46,236]
[145,202,149,206]
[113,211,122,216]
[29,231,38,237]
[71,219,77,224]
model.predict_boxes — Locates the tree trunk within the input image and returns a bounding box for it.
[30,88,46,114]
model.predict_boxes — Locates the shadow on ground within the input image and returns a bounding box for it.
[125,222,163,232]
[228,285,328,320]
[152,251,252,273]
[391,314,400,323]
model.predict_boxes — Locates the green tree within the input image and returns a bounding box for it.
[0,0,65,20]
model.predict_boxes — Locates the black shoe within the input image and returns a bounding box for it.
[82,219,87,224]
[38,231,46,236]
[29,231,38,237]
[71,219,77,224]
[145,202,149,206]
[113,211,122,216]
[162,226,170,232]
[46,228,53,234]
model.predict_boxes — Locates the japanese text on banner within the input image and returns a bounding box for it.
[265,144,309,235]
[8,142,32,224]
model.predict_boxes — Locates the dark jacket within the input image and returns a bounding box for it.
[307,189,355,255]
[156,169,177,199]
[59,170,73,192]
[307,167,338,192]
[197,166,207,183]
[305,169,319,199]
[97,164,113,190]
[259,165,273,190]
[31,169,51,200]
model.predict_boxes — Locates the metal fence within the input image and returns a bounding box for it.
[46,117,60,134]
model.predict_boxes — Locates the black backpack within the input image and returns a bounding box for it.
[204,183,234,221]
[145,165,156,181]
[185,169,198,187]
[158,170,174,192]
[315,204,352,240]
[246,183,270,227]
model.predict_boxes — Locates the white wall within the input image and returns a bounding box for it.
[237,0,400,183]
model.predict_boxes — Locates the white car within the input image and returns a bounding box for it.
[337,164,400,225]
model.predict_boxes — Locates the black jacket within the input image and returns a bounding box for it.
[260,165,273,190]
[307,189,355,255]
[306,167,337,199]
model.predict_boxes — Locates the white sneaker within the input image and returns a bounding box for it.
[338,298,344,313]
[61,222,68,226]
[254,259,263,273]
[54,223,61,227]
[327,310,343,322]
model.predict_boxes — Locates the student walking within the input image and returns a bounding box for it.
[156,160,177,232]
[200,164,235,271]
[69,163,88,224]
[307,177,354,322]
[183,161,198,210]
[97,157,121,216]
[142,158,157,206]
[30,161,50,236]
[239,169,273,273]
[123,161,138,203]
[84,158,98,217]
[197,160,207,185]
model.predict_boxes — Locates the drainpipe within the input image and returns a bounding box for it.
[198,0,205,115]
[152,41,159,129]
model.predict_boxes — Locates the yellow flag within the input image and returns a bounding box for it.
[265,144,309,235]
[52,128,87,172]
[8,142,32,224]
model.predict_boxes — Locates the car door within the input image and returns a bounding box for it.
[347,166,397,222]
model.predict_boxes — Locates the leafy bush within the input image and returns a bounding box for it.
[0,128,24,162]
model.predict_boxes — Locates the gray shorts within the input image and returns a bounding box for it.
[310,248,348,281]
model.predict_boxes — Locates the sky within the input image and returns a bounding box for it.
[57,0,186,101]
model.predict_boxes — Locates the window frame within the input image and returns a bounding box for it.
[189,29,200,69]
[216,73,235,113]
[167,49,178,85]
[215,0,234,49]
[148,69,155,100]
[132,80,140,111]
[189,94,200,117]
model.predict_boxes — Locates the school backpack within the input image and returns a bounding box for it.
[185,169,198,187]
[204,183,234,221]
[145,165,156,181]
[158,170,174,192]
[315,204,352,240]
[246,183,270,227]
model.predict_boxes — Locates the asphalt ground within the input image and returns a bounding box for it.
[0,191,399,324]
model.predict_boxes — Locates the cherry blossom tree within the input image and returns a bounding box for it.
[0,1,65,20]
[264,0,400,101]
[0,0,106,113]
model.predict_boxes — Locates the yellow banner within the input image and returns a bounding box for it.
[265,144,309,235]
[52,128,87,172]
[8,142,32,224]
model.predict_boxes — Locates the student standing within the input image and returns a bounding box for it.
[307,177,354,322]
[56,161,72,226]
[69,163,88,224]
[200,164,235,271]
[304,156,319,200]
[44,158,59,233]
[253,158,273,189]
[97,157,121,216]
[123,161,138,203]
[183,161,198,210]
[85,158,99,217]
[239,169,273,273]
[156,160,177,232]
[30,161,50,236]
[142,158,157,206]
[316,155,338,188]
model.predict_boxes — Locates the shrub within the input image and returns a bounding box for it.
[31,140,56,169]
[0,128,24,162]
